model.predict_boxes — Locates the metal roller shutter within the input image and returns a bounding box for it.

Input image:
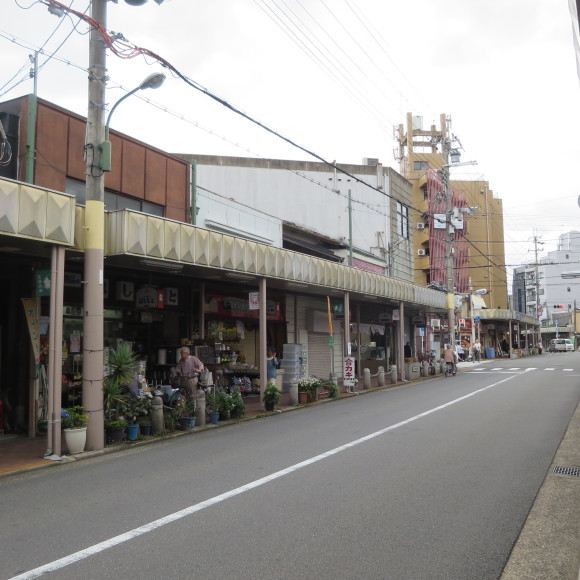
[307,332,344,381]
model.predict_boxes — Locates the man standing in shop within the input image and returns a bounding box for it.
[174,346,205,395]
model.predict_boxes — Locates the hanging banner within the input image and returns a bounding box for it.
[21,298,41,364]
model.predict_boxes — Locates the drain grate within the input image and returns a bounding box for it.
[552,465,580,477]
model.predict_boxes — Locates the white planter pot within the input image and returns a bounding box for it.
[64,427,87,454]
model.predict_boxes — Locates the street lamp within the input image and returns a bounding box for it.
[101,72,166,171]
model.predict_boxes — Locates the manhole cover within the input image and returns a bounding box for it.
[552,465,580,477]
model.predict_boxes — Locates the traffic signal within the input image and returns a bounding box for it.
[553,304,565,309]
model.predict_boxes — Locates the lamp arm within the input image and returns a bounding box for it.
[105,86,141,139]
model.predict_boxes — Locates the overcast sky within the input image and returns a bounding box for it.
[2,0,579,280]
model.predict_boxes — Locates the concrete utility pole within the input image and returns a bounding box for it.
[83,0,107,450]
[532,233,543,320]
[442,122,456,347]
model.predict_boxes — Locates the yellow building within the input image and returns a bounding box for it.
[396,113,507,309]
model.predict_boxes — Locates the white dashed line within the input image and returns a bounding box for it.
[508,368,520,371]
[563,369,573,372]
[544,368,555,371]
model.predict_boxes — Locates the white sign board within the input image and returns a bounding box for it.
[343,356,356,387]
[248,292,259,310]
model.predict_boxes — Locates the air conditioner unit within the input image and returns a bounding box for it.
[430,319,441,328]
[417,249,426,256]
[416,223,425,230]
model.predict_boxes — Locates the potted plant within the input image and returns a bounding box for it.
[298,376,321,403]
[264,382,281,411]
[218,391,234,421]
[62,406,89,454]
[138,419,151,437]
[205,391,220,424]
[104,418,128,444]
[323,382,340,399]
[230,389,246,419]
[103,343,138,422]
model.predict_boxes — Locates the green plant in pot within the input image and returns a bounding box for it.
[323,382,340,399]
[103,343,138,422]
[298,376,321,402]
[62,406,89,454]
[230,389,245,419]
[264,382,281,411]
[104,418,128,444]
[205,391,221,424]
[218,391,234,420]
[62,406,88,429]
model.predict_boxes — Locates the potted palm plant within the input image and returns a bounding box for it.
[103,343,137,441]
[264,382,281,411]
[62,406,88,454]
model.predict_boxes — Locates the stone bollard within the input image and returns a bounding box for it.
[421,360,428,377]
[151,396,164,434]
[363,368,371,389]
[390,365,397,384]
[289,380,299,405]
[378,366,385,387]
[195,391,206,427]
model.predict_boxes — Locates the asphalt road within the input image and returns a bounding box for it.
[1,352,579,580]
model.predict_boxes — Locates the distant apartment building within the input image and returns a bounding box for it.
[513,231,580,325]
[396,113,508,309]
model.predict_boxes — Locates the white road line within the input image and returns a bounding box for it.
[492,367,503,370]
[508,368,520,371]
[9,374,518,580]
[563,369,573,372]
[544,368,556,371]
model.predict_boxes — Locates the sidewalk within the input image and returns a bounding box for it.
[0,361,491,477]
[0,392,301,477]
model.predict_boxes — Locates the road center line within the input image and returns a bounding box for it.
[10,374,517,580]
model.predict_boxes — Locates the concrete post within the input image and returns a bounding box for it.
[151,396,164,434]
[195,391,205,427]
[363,368,371,389]
[421,360,428,377]
[289,380,298,405]
[378,366,385,387]
[390,365,397,384]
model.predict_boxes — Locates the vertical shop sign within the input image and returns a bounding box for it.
[21,299,41,364]
[116,281,134,301]
[156,289,164,309]
[164,287,178,306]
[35,270,51,296]
[343,356,355,387]
[248,292,259,310]
[392,309,400,321]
